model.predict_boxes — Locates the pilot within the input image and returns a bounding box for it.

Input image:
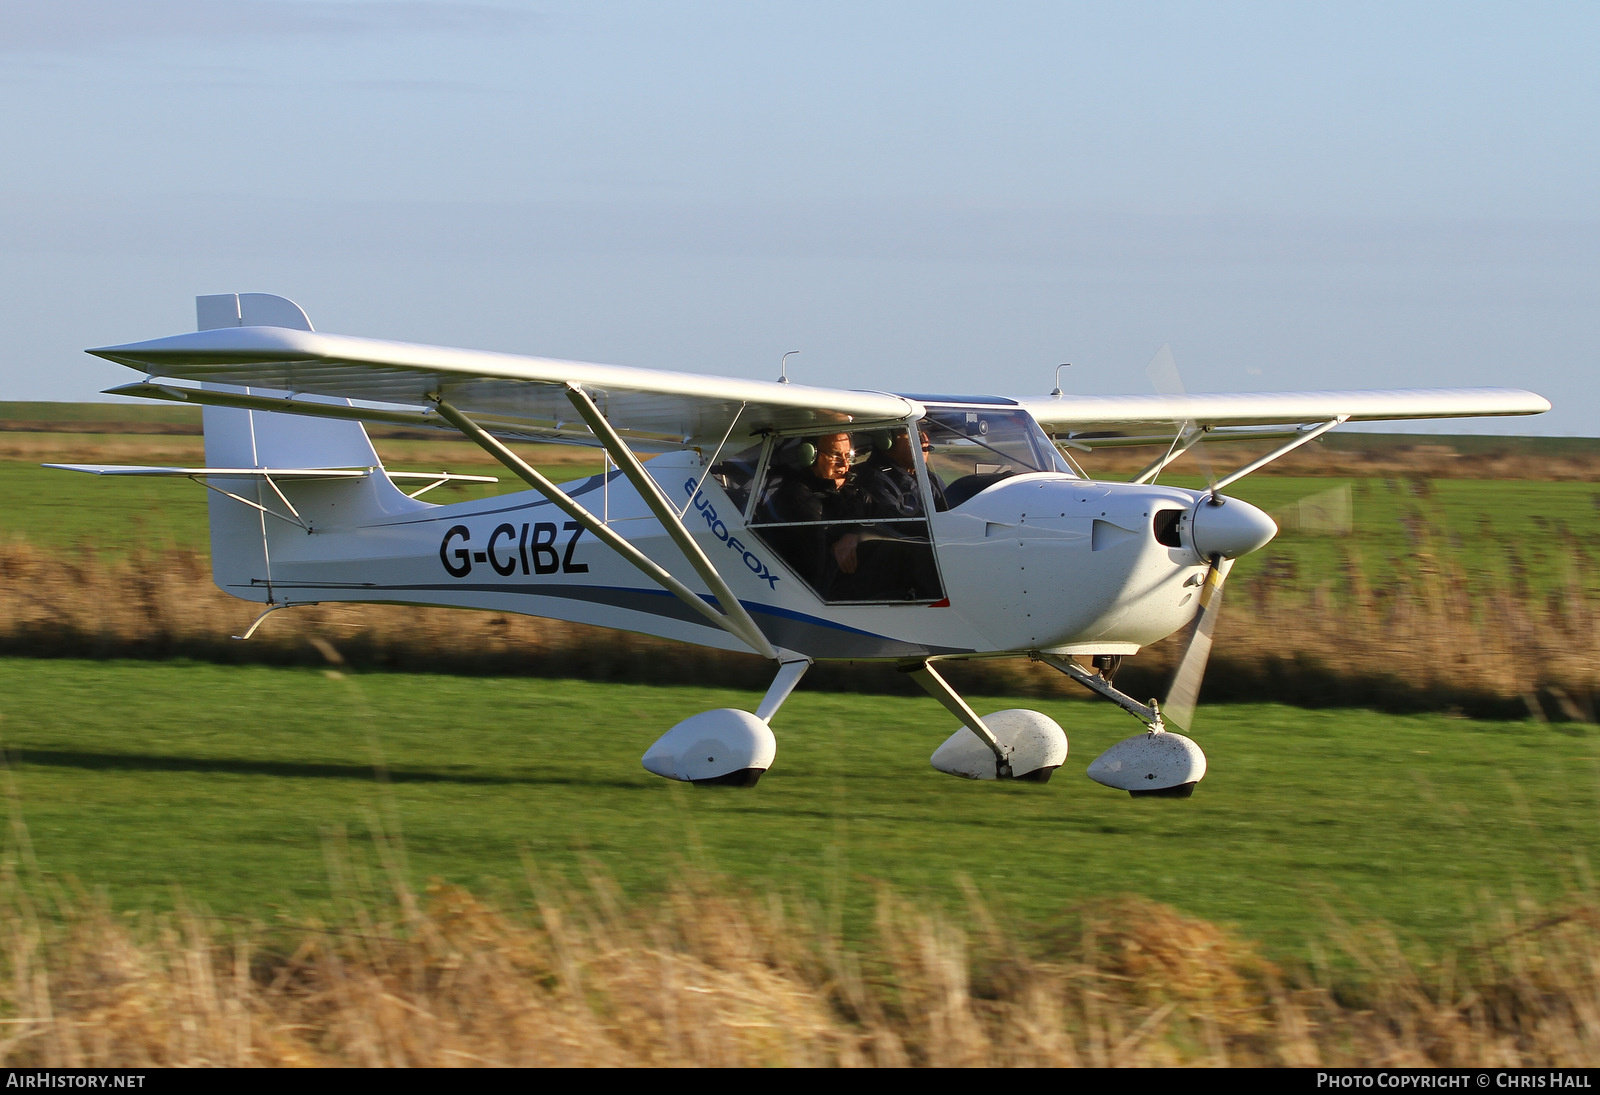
[759,432,860,593]
[769,431,855,519]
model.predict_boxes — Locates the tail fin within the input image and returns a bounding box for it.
[198,294,388,603]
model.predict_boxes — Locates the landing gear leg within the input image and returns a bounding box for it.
[1092,653,1123,686]
[755,658,811,722]
[902,660,1068,782]
[1034,653,1207,797]
[640,658,811,786]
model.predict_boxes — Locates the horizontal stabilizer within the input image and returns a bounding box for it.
[47,464,370,479]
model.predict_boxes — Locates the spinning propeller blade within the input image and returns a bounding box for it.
[1146,344,1217,491]
[1162,555,1234,732]
[1146,344,1344,731]
[1149,343,1226,731]
[1162,484,1343,732]
[1274,483,1354,535]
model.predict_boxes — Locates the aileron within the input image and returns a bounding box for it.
[1023,387,1550,435]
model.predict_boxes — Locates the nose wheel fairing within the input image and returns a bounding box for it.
[1085,729,1207,798]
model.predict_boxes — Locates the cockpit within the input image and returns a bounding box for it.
[703,405,1074,605]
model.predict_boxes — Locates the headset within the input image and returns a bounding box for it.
[777,431,897,470]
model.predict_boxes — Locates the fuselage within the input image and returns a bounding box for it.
[242,433,1276,663]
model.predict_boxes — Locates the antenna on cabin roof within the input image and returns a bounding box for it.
[1050,363,1071,398]
[778,350,799,384]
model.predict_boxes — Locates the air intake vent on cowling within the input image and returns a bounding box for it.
[1153,509,1184,548]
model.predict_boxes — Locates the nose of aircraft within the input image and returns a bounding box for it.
[1190,495,1278,559]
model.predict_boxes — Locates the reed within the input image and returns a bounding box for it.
[0,857,1594,1067]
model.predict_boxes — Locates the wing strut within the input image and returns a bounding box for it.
[1129,427,1207,485]
[1211,416,1347,492]
[429,397,780,662]
[560,383,779,661]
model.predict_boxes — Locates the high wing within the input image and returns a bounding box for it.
[90,326,921,448]
[90,322,1547,451]
[1020,388,1549,438]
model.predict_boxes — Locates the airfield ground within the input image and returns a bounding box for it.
[1,657,1596,960]
[0,406,1596,1064]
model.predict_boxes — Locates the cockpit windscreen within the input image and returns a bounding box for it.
[921,408,1074,508]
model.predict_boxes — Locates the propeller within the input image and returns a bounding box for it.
[1146,344,1217,492]
[1143,343,1223,731]
[1161,554,1233,732]
[1141,346,1349,731]
[1160,483,1350,731]
[1145,345,1282,732]
[1159,483,1348,732]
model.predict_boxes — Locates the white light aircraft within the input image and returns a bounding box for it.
[51,294,1550,795]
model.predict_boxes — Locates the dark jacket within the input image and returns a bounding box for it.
[849,454,946,518]
[756,470,857,593]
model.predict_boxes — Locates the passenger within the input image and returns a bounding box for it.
[849,427,947,517]
[830,427,945,601]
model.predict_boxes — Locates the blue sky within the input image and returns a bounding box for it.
[2,1,1595,433]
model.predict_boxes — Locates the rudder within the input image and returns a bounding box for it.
[198,294,385,603]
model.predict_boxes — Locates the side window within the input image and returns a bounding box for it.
[707,441,762,516]
[751,437,826,525]
[747,429,944,604]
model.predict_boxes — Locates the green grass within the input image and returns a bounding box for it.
[1,458,591,556]
[12,457,1600,598]
[1,462,213,554]
[1319,431,1600,459]
[0,401,200,428]
[1159,474,1600,597]
[1,659,1594,956]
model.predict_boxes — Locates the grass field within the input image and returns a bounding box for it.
[1,407,1598,1063]
[2,658,1595,961]
[3,408,1597,946]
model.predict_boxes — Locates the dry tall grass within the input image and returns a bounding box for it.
[0,859,1596,1067]
[0,534,1593,719]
